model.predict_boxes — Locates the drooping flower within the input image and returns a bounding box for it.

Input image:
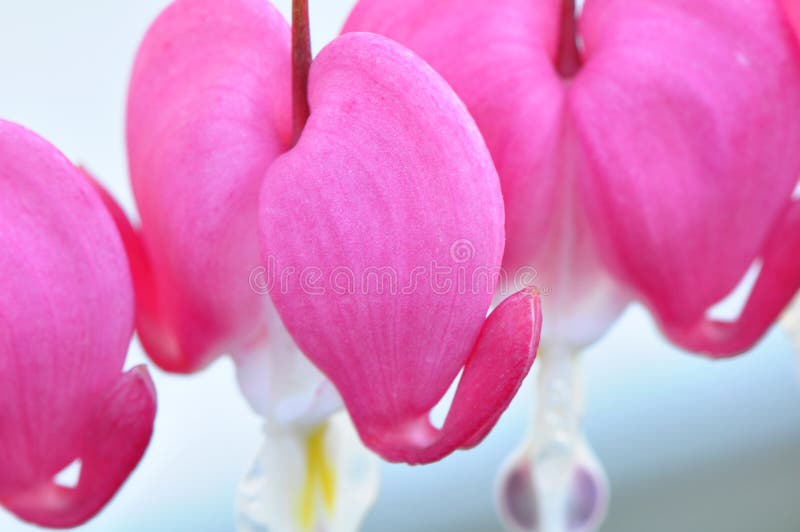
[346,0,800,357]
[122,0,541,528]
[259,31,542,464]
[345,0,800,528]
[126,0,541,465]
[122,0,348,432]
[120,1,377,529]
[0,120,156,528]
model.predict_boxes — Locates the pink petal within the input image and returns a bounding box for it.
[83,170,181,373]
[345,0,630,349]
[350,0,800,356]
[344,0,564,276]
[664,200,800,356]
[572,0,800,353]
[0,120,156,527]
[259,33,540,463]
[416,288,541,462]
[126,0,292,372]
[781,0,800,38]
[3,368,156,529]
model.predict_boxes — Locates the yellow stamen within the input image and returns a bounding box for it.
[296,423,338,531]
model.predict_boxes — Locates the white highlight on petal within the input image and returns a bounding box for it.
[236,412,380,532]
[735,51,751,68]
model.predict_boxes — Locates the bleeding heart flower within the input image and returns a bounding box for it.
[346,0,800,357]
[128,0,540,464]
[122,1,377,530]
[122,0,346,441]
[122,0,352,430]
[346,0,800,529]
[0,120,156,528]
[124,0,540,528]
[259,29,542,465]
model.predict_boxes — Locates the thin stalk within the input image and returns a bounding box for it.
[292,0,311,144]
[557,0,581,78]
[532,345,582,532]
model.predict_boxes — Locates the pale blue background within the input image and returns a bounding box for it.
[1,1,799,530]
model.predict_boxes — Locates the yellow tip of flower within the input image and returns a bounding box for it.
[297,423,338,531]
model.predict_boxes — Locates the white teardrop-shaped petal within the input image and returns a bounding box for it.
[233,297,343,427]
[496,346,608,532]
[495,199,630,352]
[237,412,380,532]
[496,436,608,532]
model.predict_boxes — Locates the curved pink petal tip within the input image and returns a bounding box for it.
[387,288,541,464]
[0,120,156,527]
[260,33,541,464]
[663,200,800,357]
[571,0,800,356]
[2,368,156,529]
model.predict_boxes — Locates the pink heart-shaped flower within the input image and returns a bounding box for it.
[0,120,156,528]
[346,0,800,356]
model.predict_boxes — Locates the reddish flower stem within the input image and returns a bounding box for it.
[292,0,312,144]
[557,0,581,78]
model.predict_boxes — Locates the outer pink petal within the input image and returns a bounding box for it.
[416,289,541,461]
[126,0,291,372]
[0,120,156,527]
[85,171,184,374]
[260,33,540,463]
[345,0,631,349]
[572,0,800,353]
[781,0,800,38]
[664,200,800,356]
[344,0,563,276]
[2,368,156,529]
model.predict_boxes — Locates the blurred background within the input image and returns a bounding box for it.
[1,1,799,530]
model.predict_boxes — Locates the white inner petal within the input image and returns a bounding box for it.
[233,296,343,428]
